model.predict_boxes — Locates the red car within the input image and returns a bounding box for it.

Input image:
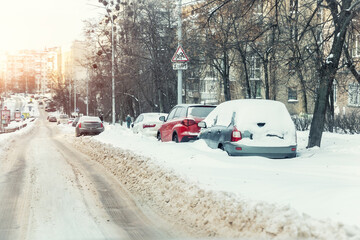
[157,104,216,142]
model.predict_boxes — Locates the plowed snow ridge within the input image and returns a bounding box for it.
[69,136,359,240]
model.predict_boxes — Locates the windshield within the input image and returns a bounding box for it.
[187,106,215,118]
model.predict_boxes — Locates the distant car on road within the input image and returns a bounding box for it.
[75,116,104,137]
[57,114,69,124]
[198,99,297,158]
[45,106,56,112]
[157,104,216,142]
[132,112,168,137]
[48,116,57,122]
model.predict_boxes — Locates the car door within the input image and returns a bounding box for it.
[210,110,232,148]
[161,107,178,141]
[200,115,217,148]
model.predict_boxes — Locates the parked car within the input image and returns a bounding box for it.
[57,114,69,124]
[157,104,216,142]
[48,115,57,122]
[45,106,56,112]
[75,116,104,137]
[132,113,168,137]
[68,118,75,125]
[198,99,297,158]
[72,116,80,127]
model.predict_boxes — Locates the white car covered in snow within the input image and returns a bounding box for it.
[132,112,168,137]
[198,99,297,158]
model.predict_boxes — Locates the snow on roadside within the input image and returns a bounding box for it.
[0,118,39,160]
[61,123,360,239]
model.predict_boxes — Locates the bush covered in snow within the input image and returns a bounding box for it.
[292,110,360,134]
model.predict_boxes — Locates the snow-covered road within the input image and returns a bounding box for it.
[0,114,175,240]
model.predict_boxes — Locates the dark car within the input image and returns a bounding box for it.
[157,104,216,142]
[198,99,297,158]
[48,116,57,122]
[75,116,104,137]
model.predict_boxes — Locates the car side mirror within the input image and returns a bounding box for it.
[159,116,166,122]
[198,121,207,128]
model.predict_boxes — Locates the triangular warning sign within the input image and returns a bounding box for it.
[171,46,189,62]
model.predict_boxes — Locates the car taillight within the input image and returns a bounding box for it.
[231,126,242,142]
[181,119,196,126]
[143,124,156,129]
[79,123,82,128]
[101,123,104,128]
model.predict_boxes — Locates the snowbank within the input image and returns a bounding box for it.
[65,126,360,239]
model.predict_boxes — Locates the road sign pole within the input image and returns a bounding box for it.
[177,0,182,104]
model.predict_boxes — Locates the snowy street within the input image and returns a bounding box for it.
[1,101,360,239]
[0,112,175,240]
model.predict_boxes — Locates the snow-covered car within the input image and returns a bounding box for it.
[57,114,69,124]
[75,116,104,137]
[132,113,168,137]
[198,99,297,158]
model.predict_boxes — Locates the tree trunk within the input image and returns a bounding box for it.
[297,70,308,114]
[328,86,335,133]
[307,70,333,148]
[223,51,231,101]
[263,59,270,99]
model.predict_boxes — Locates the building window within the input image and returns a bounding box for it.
[254,1,263,15]
[250,80,262,98]
[353,35,360,57]
[250,56,261,80]
[288,87,298,101]
[289,0,298,15]
[288,57,296,73]
[348,83,360,106]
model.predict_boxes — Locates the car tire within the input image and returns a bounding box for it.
[157,132,161,141]
[172,133,179,143]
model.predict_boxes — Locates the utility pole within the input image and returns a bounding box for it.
[177,0,182,104]
[111,18,116,124]
[74,77,76,114]
[86,74,89,116]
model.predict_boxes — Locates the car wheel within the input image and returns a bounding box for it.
[172,133,179,143]
[157,132,161,141]
[219,144,224,151]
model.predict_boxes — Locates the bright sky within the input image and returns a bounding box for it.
[0,0,101,53]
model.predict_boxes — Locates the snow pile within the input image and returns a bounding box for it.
[0,118,39,157]
[67,133,359,239]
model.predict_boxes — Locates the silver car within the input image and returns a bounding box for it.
[75,116,104,137]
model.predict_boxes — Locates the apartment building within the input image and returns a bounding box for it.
[2,48,60,95]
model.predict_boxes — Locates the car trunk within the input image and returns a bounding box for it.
[234,103,296,146]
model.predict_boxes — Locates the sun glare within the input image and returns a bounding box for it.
[0,0,93,53]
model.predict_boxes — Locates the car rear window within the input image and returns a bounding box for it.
[80,116,101,122]
[187,106,215,118]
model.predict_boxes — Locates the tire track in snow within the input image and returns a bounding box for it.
[52,137,172,240]
[0,132,31,240]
